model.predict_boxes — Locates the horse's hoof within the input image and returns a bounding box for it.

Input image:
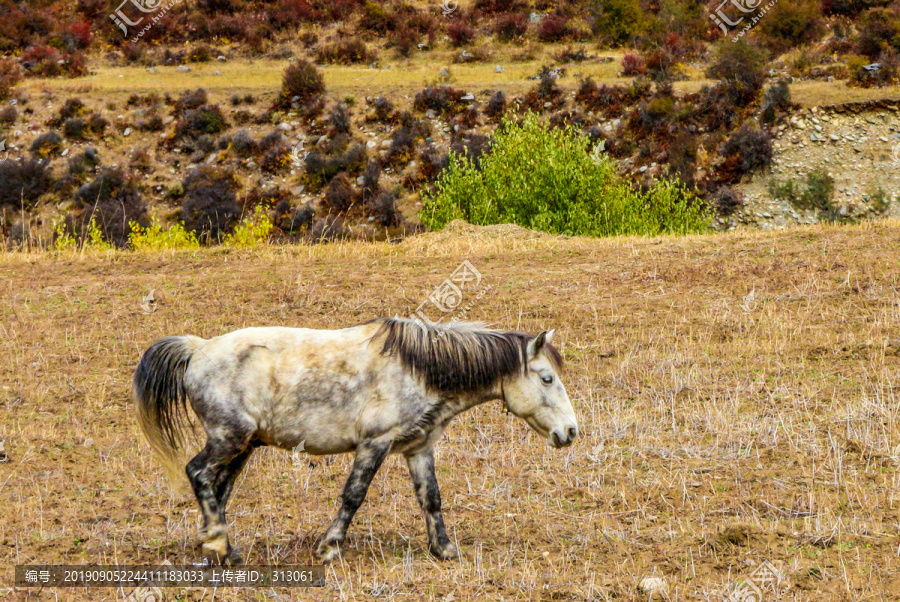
[431,542,459,560]
[202,535,231,565]
[316,539,342,564]
[224,547,244,566]
[202,545,228,565]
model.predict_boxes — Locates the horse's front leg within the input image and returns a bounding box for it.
[317,440,390,563]
[406,445,458,560]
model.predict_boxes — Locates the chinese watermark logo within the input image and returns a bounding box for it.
[589,140,608,166]
[0,139,9,163]
[124,559,169,602]
[140,290,157,315]
[439,0,458,15]
[291,440,306,467]
[412,260,492,327]
[739,288,758,314]
[290,139,307,169]
[710,0,779,42]
[725,560,784,601]
[891,141,900,165]
[110,0,184,42]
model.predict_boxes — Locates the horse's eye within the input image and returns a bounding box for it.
[541,375,553,385]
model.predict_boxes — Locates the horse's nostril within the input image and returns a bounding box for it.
[567,426,577,441]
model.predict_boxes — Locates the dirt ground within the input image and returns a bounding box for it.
[1,221,900,600]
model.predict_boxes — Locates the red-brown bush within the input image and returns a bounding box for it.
[493,13,528,41]
[0,59,22,100]
[537,14,570,42]
[448,21,476,46]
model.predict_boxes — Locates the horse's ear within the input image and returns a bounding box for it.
[527,330,553,359]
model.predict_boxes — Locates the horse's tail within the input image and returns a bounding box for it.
[133,335,205,483]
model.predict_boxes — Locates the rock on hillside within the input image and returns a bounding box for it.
[734,102,900,230]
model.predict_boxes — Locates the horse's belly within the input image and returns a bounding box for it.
[260,399,361,455]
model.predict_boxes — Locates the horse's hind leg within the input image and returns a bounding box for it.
[187,435,252,565]
[210,447,254,564]
[405,445,457,560]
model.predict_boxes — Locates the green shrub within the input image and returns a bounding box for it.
[868,185,892,214]
[768,168,835,213]
[803,168,835,211]
[592,0,646,47]
[755,0,824,54]
[421,113,710,237]
[224,205,273,246]
[129,220,200,250]
[706,41,768,107]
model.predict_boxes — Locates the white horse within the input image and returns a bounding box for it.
[134,318,579,565]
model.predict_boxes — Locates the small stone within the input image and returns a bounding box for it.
[425,109,436,119]
[461,93,475,101]
[366,140,376,149]
[439,69,450,77]
[381,139,392,149]
[177,65,191,72]
[638,577,668,599]
[61,149,69,157]
[494,65,506,73]
[279,122,292,131]
[217,55,227,62]
[123,128,132,137]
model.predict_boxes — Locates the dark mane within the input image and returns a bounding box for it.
[369,318,563,394]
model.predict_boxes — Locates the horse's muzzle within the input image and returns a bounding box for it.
[551,425,578,448]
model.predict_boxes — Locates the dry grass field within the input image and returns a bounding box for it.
[2,220,900,600]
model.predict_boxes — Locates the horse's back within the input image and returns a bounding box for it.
[182,323,395,453]
[206,324,378,351]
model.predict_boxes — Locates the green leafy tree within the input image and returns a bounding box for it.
[421,114,710,237]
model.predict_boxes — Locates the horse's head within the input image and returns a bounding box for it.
[503,330,578,448]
